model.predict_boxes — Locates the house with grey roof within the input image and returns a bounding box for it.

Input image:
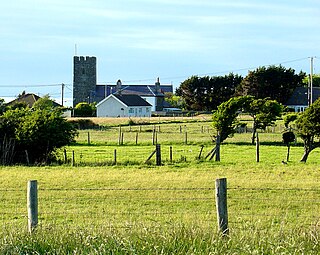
[286,87,320,112]
[96,94,152,117]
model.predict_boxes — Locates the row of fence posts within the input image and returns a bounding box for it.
[26,178,229,234]
[68,136,223,167]
[116,128,190,146]
[86,124,284,146]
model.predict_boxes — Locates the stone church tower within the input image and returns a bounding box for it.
[73,56,97,106]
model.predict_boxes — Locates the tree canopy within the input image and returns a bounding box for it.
[212,96,283,144]
[236,65,305,104]
[176,73,243,111]
[296,98,320,162]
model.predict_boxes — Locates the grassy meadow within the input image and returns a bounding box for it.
[1,116,320,254]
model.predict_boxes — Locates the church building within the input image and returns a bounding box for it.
[73,56,173,112]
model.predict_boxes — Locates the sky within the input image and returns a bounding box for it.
[0,0,319,105]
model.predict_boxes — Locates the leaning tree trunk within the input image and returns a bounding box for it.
[300,148,311,162]
[300,136,315,163]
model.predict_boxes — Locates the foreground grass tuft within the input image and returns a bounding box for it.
[1,224,320,254]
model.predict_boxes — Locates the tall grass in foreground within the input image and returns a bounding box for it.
[1,224,320,254]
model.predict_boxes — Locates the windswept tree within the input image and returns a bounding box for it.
[296,98,320,162]
[245,97,284,144]
[212,96,283,144]
[212,96,252,143]
[236,65,305,104]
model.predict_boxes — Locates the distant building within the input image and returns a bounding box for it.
[96,94,152,117]
[72,56,173,112]
[286,87,320,112]
[6,93,71,117]
[7,93,61,108]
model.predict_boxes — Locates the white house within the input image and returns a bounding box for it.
[96,94,152,117]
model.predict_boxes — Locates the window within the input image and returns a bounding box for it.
[139,108,142,113]
[146,108,150,113]
[129,108,134,113]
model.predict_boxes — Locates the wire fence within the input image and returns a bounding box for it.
[1,182,320,232]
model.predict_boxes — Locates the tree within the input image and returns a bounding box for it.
[177,73,243,111]
[0,98,6,114]
[236,65,305,104]
[283,113,298,128]
[212,96,251,143]
[32,94,55,110]
[296,98,320,162]
[74,102,96,117]
[212,96,283,145]
[302,74,320,87]
[164,92,185,109]
[0,107,77,164]
[245,97,284,144]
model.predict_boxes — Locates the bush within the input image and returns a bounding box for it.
[74,102,96,117]
[0,107,78,165]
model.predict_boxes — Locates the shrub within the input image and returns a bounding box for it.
[0,107,78,165]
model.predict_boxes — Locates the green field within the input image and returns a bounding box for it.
[1,117,320,254]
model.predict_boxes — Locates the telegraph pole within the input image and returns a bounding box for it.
[310,57,314,105]
[61,83,65,106]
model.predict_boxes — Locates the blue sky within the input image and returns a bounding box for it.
[0,0,319,105]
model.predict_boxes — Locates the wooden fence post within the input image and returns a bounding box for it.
[152,129,156,145]
[87,132,90,145]
[118,125,122,145]
[27,180,38,233]
[71,150,75,167]
[215,178,228,235]
[156,144,161,166]
[169,146,173,163]
[256,132,260,162]
[114,149,117,165]
[215,133,221,162]
[25,150,30,165]
[135,132,138,145]
[63,149,67,164]
[185,132,188,145]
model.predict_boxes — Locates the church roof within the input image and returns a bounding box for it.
[95,84,172,99]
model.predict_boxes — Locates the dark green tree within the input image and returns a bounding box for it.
[177,73,243,111]
[0,99,6,114]
[236,65,305,104]
[296,98,320,162]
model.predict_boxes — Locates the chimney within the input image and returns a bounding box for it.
[155,77,161,93]
[116,79,122,94]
